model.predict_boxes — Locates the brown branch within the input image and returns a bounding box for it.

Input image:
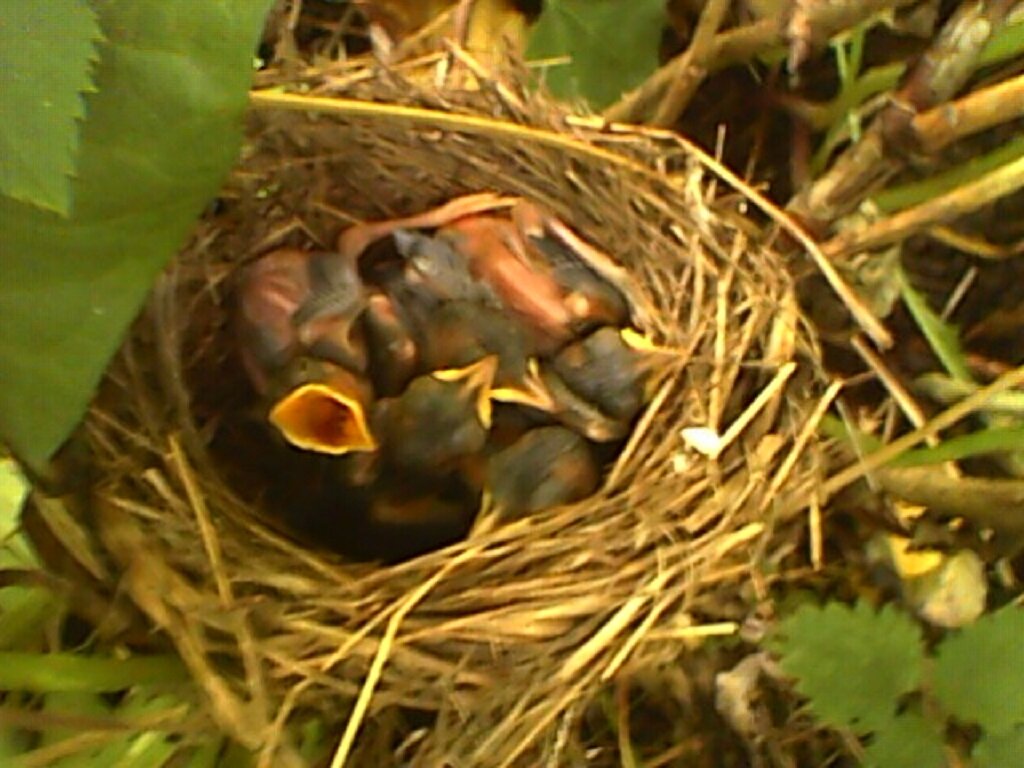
[602,20,779,124]
[912,71,1024,153]
[821,152,1024,257]
[788,0,1018,231]
[786,0,923,71]
[651,0,732,127]
[0,705,205,734]
[874,466,1024,543]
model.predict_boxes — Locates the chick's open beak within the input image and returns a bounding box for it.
[431,354,499,429]
[489,358,556,413]
[269,367,377,455]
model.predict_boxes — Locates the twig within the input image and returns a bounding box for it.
[711,362,797,460]
[915,373,1024,414]
[615,675,639,768]
[329,551,473,768]
[926,225,1024,260]
[822,363,1024,499]
[170,436,270,736]
[603,20,780,124]
[786,0,922,72]
[250,91,661,177]
[12,731,123,768]
[851,335,930,434]
[912,71,1024,153]
[874,466,1024,540]
[651,0,732,127]
[821,152,1024,257]
[0,704,200,734]
[789,0,1017,229]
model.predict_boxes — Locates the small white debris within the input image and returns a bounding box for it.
[671,453,691,474]
[680,426,723,456]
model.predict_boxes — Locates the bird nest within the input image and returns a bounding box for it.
[66,63,831,766]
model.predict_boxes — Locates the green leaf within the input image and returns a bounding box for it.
[298,717,329,764]
[933,606,1024,733]
[772,601,923,731]
[526,0,665,109]
[0,459,28,545]
[32,690,196,768]
[0,459,51,651]
[0,0,274,473]
[897,265,972,383]
[0,652,188,693]
[863,712,946,768]
[974,725,1024,768]
[85,692,187,768]
[38,691,111,748]
[184,739,227,768]
[0,1,101,215]
[874,135,1024,214]
[0,721,32,762]
[219,741,258,768]
[890,427,1024,467]
[0,588,58,651]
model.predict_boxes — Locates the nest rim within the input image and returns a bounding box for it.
[67,64,831,766]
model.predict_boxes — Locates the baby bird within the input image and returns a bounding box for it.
[524,326,674,442]
[511,203,629,331]
[362,290,419,397]
[235,248,368,395]
[387,230,555,411]
[478,426,599,528]
[416,300,556,412]
[549,326,666,423]
[291,250,369,373]
[534,362,632,443]
[372,356,498,475]
[437,214,575,351]
[511,201,656,330]
[234,247,313,396]
[392,228,501,306]
[267,357,377,456]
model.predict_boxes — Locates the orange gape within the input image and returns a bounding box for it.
[439,214,574,350]
[268,363,377,455]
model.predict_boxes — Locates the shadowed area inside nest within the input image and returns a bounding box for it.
[201,191,680,562]
[77,85,826,764]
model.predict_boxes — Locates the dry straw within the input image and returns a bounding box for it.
[65,60,831,766]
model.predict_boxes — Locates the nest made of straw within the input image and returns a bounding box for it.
[61,62,831,766]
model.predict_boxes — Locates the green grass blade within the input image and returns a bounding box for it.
[874,135,1024,213]
[897,266,972,382]
[889,427,1024,466]
[0,653,187,693]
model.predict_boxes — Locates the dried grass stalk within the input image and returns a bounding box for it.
[67,63,829,766]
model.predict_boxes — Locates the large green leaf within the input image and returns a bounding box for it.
[772,601,924,731]
[0,0,273,472]
[863,712,946,768]
[974,725,1024,768]
[0,1,101,214]
[526,0,665,110]
[933,606,1024,733]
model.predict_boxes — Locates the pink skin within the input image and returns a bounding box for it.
[439,215,573,349]
[236,248,312,395]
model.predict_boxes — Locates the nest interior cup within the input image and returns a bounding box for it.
[67,66,828,766]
